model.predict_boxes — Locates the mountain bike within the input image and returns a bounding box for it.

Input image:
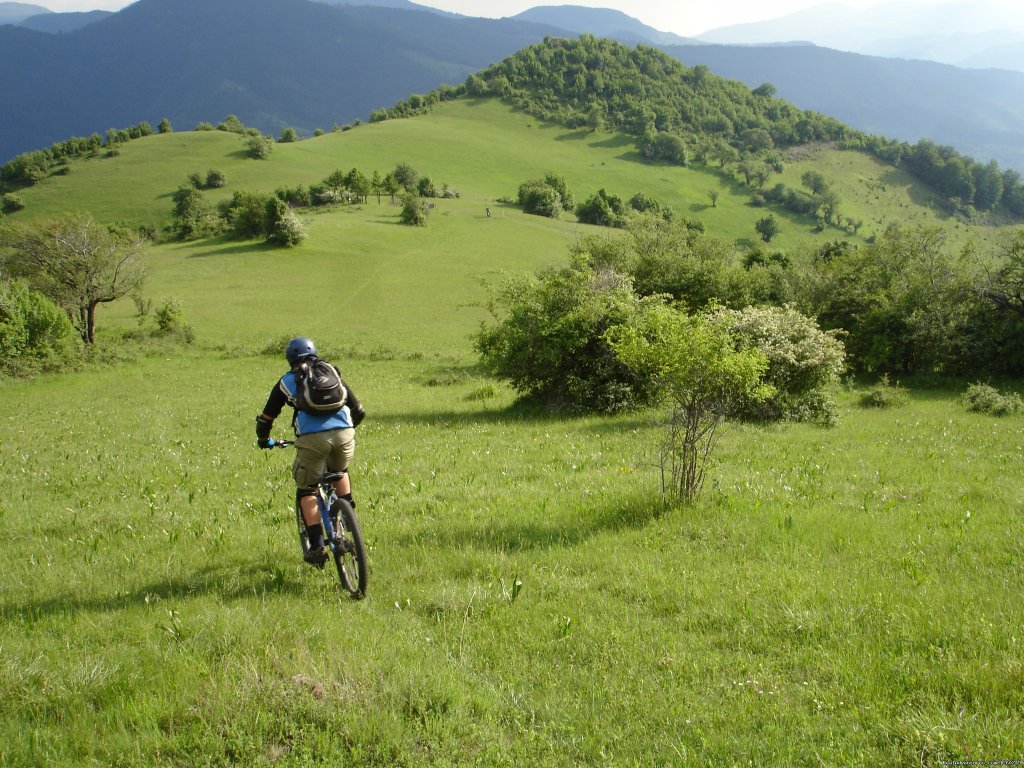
[264,439,368,599]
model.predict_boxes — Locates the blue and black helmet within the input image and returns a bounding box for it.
[285,337,317,366]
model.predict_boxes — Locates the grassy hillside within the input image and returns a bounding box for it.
[2,97,1023,765]
[12,98,1009,256]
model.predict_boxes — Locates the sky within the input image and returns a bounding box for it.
[27,0,1017,37]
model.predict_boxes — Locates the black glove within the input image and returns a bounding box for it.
[256,415,273,448]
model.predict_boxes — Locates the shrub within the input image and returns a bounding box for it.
[2,193,25,213]
[205,169,226,189]
[268,210,307,247]
[310,185,343,206]
[716,304,846,425]
[474,259,661,413]
[246,134,273,160]
[219,190,272,239]
[576,188,626,227]
[518,173,573,218]
[858,375,908,409]
[0,280,78,375]
[417,176,438,198]
[275,185,311,208]
[518,181,563,218]
[399,192,427,226]
[171,185,219,240]
[961,383,1022,416]
[153,297,196,343]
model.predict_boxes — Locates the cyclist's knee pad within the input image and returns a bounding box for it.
[295,488,316,504]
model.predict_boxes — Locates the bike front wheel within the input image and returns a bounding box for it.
[330,498,368,599]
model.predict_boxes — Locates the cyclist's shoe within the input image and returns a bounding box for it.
[304,546,328,567]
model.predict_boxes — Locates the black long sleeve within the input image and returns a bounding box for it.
[342,379,365,427]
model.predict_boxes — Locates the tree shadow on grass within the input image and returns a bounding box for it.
[185,239,279,258]
[1,557,308,624]
[391,490,664,555]
[370,402,652,432]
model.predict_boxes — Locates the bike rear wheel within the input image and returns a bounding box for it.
[330,498,368,599]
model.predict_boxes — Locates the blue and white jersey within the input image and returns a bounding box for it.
[277,370,355,436]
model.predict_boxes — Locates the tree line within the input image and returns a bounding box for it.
[171,162,455,243]
[476,213,1024,417]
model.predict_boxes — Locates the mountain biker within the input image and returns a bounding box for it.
[256,337,365,565]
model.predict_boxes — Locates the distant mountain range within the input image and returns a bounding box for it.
[3,0,1024,174]
[696,0,1024,73]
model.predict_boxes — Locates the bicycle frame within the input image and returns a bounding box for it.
[315,472,346,555]
[265,438,368,598]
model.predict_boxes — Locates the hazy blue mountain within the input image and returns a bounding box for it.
[18,10,112,32]
[314,0,445,11]
[0,0,562,162]
[5,0,1024,173]
[513,6,692,45]
[664,42,1024,171]
[0,1,47,23]
[696,0,1024,73]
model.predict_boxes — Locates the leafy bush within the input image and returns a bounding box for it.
[2,193,25,213]
[153,298,196,343]
[518,173,573,218]
[261,198,304,246]
[576,188,626,227]
[246,134,273,160]
[960,383,1022,416]
[268,209,307,247]
[218,190,272,239]
[474,259,660,413]
[205,169,226,189]
[715,304,846,425]
[171,185,219,240]
[0,280,78,375]
[399,192,427,226]
[858,375,908,409]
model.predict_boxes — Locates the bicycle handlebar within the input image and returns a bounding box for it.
[263,438,294,449]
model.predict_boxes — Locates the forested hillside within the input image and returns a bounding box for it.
[384,36,1024,220]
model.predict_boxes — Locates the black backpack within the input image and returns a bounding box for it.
[294,357,346,414]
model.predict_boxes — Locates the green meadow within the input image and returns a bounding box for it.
[2,99,1023,765]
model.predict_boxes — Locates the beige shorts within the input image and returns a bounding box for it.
[292,428,356,491]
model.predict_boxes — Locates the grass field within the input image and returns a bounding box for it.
[2,98,1023,766]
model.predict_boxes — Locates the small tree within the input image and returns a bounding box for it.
[755,215,780,242]
[0,215,146,345]
[393,163,418,191]
[157,118,173,134]
[383,172,401,203]
[608,305,771,502]
[279,127,298,143]
[399,192,427,226]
